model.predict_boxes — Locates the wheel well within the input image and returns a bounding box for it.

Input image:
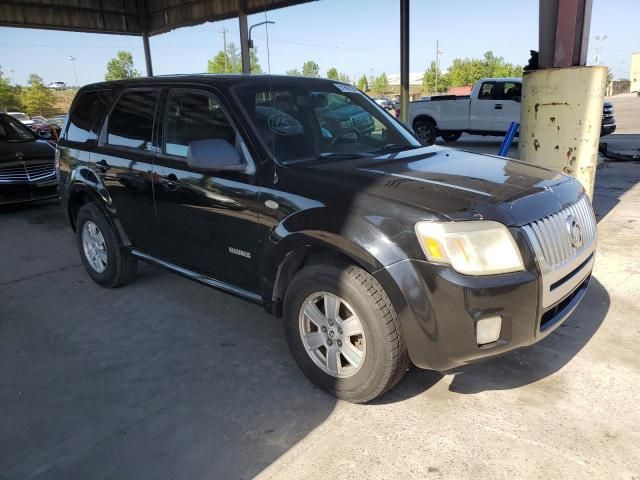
[412,114,437,131]
[68,190,88,231]
[270,245,364,318]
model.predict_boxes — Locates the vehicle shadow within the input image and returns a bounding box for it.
[0,205,337,480]
[447,277,609,394]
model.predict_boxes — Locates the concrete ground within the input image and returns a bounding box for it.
[1,96,639,479]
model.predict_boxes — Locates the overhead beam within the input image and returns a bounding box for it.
[399,0,409,124]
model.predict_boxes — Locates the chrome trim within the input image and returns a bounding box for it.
[130,250,262,303]
[523,195,597,308]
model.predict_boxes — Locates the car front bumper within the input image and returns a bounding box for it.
[374,255,592,372]
[0,180,58,205]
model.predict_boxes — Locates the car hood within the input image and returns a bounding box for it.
[0,140,54,164]
[290,146,580,226]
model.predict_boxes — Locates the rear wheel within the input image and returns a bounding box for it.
[440,131,462,142]
[284,261,409,403]
[413,118,438,146]
[76,203,137,288]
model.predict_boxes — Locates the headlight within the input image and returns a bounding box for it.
[415,220,524,275]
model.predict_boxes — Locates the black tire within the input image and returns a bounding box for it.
[413,118,438,146]
[75,203,137,288]
[284,261,409,403]
[440,131,462,142]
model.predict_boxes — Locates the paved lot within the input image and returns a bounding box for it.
[1,158,639,480]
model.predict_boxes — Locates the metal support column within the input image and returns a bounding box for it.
[519,0,603,198]
[138,0,153,76]
[399,0,409,124]
[142,33,153,77]
[239,0,250,74]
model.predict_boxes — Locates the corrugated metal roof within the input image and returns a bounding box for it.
[0,0,315,36]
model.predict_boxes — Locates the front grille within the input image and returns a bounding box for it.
[0,161,55,184]
[522,195,597,309]
[524,195,596,270]
[352,112,374,132]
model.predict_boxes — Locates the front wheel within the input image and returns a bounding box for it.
[413,119,438,146]
[284,262,409,403]
[440,131,462,142]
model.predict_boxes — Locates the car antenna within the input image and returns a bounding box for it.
[263,2,278,184]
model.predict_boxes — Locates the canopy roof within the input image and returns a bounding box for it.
[0,0,313,36]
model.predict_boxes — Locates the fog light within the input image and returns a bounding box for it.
[476,316,502,345]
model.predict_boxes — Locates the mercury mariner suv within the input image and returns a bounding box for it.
[57,75,596,403]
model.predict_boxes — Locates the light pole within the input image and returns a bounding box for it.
[434,40,443,94]
[8,68,15,85]
[248,20,275,49]
[69,55,78,87]
[593,35,607,65]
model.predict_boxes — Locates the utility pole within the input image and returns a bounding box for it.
[69,56,78,87]
[8,68,15,85]
[435,40,443,94]
[220,28,228,72]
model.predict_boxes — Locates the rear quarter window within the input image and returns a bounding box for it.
[65,89,113,144]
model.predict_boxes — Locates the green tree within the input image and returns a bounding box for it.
[338,73,351,84]
[422,61,450,94]
[207,42,261,74]
[286,69,302,76]
[302,60,320,78]
[105,51,139,81]
[447,51,522,87]
[20,74,55,116]
[326,67,340,80]
[0,66,20,112]
[357,75,369,92]
[371,73,390,96]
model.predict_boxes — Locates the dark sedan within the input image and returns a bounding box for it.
[0,113,58,205]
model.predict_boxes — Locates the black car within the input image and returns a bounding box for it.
[57,75,596,403]
[601,101,616,136]
[0,113,58,204]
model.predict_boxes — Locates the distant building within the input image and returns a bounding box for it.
[631,53,640,93]
[448,85,472,95]
[387,73,424,86]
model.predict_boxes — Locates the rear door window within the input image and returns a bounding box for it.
[65,89,112,143]
[499,82,522,101]
[106,90,159,151]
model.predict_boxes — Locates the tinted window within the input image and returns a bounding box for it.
[164,91,236,157]
[66,90,112,143]
[478,82,495,99]
[0,115,35,142]
[107,90,159,151]
[500,82,522,101]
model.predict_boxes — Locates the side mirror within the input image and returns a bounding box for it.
[186,139,245,172]
[38,130,52,139]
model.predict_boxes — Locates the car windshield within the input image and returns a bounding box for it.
[233,80,420,165]
[0,115,36,142]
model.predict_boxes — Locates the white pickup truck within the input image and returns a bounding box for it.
[408,77,616,145]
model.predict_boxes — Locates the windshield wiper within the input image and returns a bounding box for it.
[376,143,422,153]
[284,152,373,165]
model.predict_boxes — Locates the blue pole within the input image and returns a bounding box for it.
[499,122,519,156]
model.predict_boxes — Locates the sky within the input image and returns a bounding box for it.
[0,0,637,87]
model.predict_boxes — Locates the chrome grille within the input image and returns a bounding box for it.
[0,161,55,184]
[0,164,29,183]
[352,112,374,132]
[523,195,597,309]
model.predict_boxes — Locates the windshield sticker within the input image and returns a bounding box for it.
[268,113,303,136]
[334,83,361,94]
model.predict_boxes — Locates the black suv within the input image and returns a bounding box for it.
[58,75,596,403]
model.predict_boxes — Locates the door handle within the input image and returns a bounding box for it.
[160,173,181,191]
[494,103,503,110]
[95,159,110,172]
